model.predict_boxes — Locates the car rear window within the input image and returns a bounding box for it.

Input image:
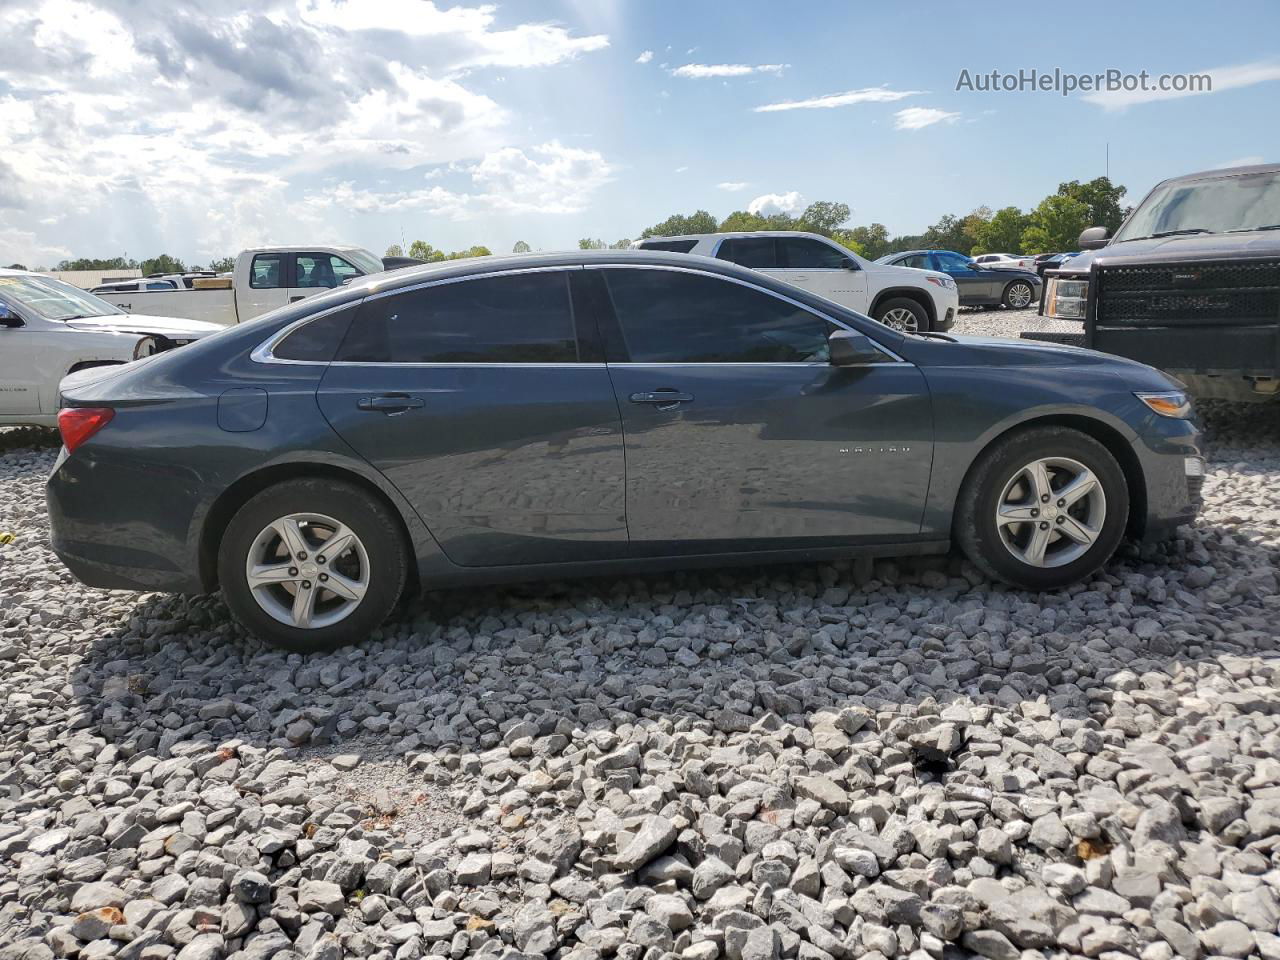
[715,237,777,269]
[337,272,579,364]
[638,239,698,254]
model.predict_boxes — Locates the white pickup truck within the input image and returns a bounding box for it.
[93,245,388,326]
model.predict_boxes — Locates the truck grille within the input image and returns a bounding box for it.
[1097,260,1280,325]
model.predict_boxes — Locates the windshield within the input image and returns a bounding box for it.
[1115,170,1280,241]
[0,274,124,321]
[345,247,385,275]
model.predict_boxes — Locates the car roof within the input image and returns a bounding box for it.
[638,230,836,244]
[1159,162,1280,185]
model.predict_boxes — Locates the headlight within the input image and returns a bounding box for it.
[926,275,956,291]
[133,336,159,359]
[1044,277,1088,319]
[1135,390,1193,418]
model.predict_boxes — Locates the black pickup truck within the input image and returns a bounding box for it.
[1038,163,1280,402]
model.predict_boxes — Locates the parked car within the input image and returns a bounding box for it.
[633,231,959,334]
[877,250,1042,309]
[973,253,1036,271]
[0,270,220,427]
[92,245,387,326]
[49,250,1202,650]
[1035,252,1080,279]
[1041,162,1280,402]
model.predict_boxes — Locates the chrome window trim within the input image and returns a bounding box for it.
[328,362,606,369]
[585,262,906,363]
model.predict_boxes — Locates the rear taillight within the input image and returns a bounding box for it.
[57,407,115,454]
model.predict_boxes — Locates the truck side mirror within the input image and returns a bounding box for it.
[0,304,22,327]
[1078,226,1110,250]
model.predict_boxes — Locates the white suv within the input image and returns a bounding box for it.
[634,231,959,333]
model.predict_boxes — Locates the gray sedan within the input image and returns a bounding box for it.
[877,250,1042,309]
[47,250,1202,650]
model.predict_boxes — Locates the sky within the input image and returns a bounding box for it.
[1,0,1278,267]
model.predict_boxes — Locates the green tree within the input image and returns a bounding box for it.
[579,238,606,249]
[55,256,138,271]
[140,254,186,276]
[921,214,972,254]
[407,240,439,261]
[797,200,851,237]
[512,240,531,253]
[5,263,27,270]
[447,246,491,259]
[208,256,235,273]
[610,238,632,249]
[1021,194,1091,253]
[1057,177,1127,233]
[970,206,1030,255]
[718,210,770,232]
[639,209,718,238]
[385,243,404,258]
[828,232,865,256]
[842,224,891,260]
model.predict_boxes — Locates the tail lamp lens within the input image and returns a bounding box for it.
[57,407,115,454]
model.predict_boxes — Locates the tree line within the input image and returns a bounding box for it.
[26,176,1128,276]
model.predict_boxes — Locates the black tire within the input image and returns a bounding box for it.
[218,479,409,652]
[955,426,1129,590]
[873,297,930,334]
[1002,280,1035,310]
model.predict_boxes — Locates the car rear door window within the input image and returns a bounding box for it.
[338,271,580,363]
[602,268,830,363]
[715,237,777,269]
[776,237,850,269]
[250,254,284,289]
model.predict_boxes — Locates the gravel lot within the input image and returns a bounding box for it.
[2,312,1279,960]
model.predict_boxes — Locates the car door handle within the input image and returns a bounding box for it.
[290,295,305,302]
[357,395,425,414]
[630,390,693,410]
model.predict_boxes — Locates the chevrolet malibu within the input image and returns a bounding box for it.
[47,250,1203,650]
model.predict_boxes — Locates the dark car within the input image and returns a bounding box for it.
[877,250,1042,309]
[1042,163,1280,403]
[48,250,1202,650]
[1035,252,1080,279]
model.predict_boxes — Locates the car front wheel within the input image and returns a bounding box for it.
[218,478,409,651]
[874,297,929,334]
[1003,280,1034,309]
[955,426,1129,590]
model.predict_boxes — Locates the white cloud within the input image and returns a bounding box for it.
[893,107,960,130]
[748,191,804,216]
[674,166,689,173]
[754,86,923,113]
[717,181,748,191]
[304,142,614,220]
[1082,61,1280,110]
[672,63,786,79]
[635,50,653,64]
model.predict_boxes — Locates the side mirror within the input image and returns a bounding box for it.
[1078,226,1110,250]
[839,257,857,270]
[0,304,21,328]
[828,329,885,366]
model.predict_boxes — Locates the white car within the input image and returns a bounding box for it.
[972,253,1036,271]
[634,231,959,333]
[0,270,221,428]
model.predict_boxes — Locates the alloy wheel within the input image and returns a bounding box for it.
[880,307,919,333]
[1007,282,1033,308]
[244,513,370,629]
[995,456,1106,568]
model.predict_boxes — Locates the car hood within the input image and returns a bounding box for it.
[62,313,222,338]
[1063,229,1280,272]
[868,263,954,286]
[908,332,1172,382]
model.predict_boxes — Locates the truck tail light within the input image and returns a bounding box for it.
[57,407,115,454]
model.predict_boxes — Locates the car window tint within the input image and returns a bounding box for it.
[776,237,849,269]
[250,254,284,289]
[715,237,777,269]
[900,254,931,269]
[296,254,361,289]
[338,272,579,364]
[934,252,971,271]
[273,307,357,362]
[638,239,698,253]
[603,268,830,364]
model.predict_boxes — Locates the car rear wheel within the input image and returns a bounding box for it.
[874,297,929,334]
[955,426,1129,590]
[1003,280,1034,309]
[218,479,408,651]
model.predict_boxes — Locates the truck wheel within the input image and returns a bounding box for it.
[218,479,409,652]
[1003,280,1034,309]
[874,297,929,334]
[955,426,1129,590]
